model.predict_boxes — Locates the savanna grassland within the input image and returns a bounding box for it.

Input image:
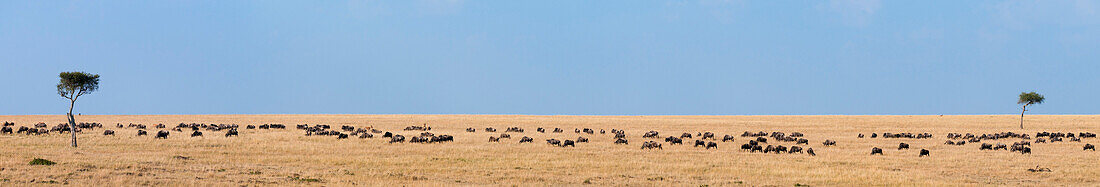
[0,114,1098,186]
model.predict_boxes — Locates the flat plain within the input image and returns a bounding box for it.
[0,114,1098,186]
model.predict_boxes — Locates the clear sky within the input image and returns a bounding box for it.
[1,1,1097,115]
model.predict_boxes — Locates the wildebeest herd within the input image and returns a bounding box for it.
[1,121,1096,159]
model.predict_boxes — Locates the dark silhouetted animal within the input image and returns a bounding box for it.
[919,149,929,157]
[103,130,114,136]
[980,143,993,150]
[871,147,883,155]
[898,143,909,150]
[520,136,533,143]
[138,130,148,136]
[706,142,718,149]
[807,148,816,156]
[1086,144,1095,151]
[614,138,628,145]
[155,131,169,139]
[722,135,734,142]
[823,140,836,146]
[225,129,238,137]
[191,131,203,137]
[489,136,500,142]
[562,140,575,147]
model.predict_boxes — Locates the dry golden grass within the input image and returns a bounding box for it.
[0,114,1098,186]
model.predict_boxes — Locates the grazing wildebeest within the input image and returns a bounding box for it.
[520,136,533,143]
[898,143,909,150]
[706,142,718,149]
[858,134,864,138]
[681,133,693,139]
[225,129,238,137]
[191,131,203,137]
[383,132,393,138]
[614,138,628,145]
[701,132,715,140]
[919,149,930,157]
[764,145,776,153]
[945,140,955,145]
[485,127,497,132]
[756,137,767,143]
[246,125,256,129]
[537,127,545,133]
[466,128,476,132]
[577,137,588,143]
[138,130,148,136]
[553,128,563,133]
[390,135,406,143]
[643,131,659,138]
[500,133,511,139]
[871,147,883,155]
[614,133,626,139]
[741,143,753,151]
[600,129,605,134]
[980,143,993,150]
[1085,144,1095,151]
[694,140,705,147]
[994,143,1007,150]
[359,133,373,139]
[562,140,576,147]
[583,128,594,134]
[1,126,11,134]
[489,136,500,142]
[823,140,836,146]
[871,133,878,138]
[17,126,29,134]
[666,137,683,145]
[722,135,735,142]
[337,133,349,139]
[789,146,803,154]
[155,131,169,139]
[807,148,816,156]
[103,130,114,136]
[797,138,809,145]
[774,145,788,154]
[641,141,662,150]
[547,139,562,146]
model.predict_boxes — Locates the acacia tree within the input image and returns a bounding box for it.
[1018,91,1044,129]
[57,72,100,147]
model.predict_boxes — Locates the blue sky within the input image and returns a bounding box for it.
[1,0,1098,115]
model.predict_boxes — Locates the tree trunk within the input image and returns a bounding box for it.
[68,100,77,147]
[1019,104,1027,129]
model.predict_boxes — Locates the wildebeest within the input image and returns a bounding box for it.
[489,136,500,142]
[225,129,238,137]
[547,139,562,146]
[756,137,767,143]
[383,132,393,138]
[155,131,169,139]
[561,140,576,147]
[681,133,693,139]
[359,133,373,139]
[466,128,476,132]
[871,147,883,155]
[706,142,717,149]
[390,135,406,143]
[1,126,11,134]
[336,133,348,139]
[694,140,705,147]
[500,133,511,139]
[537,127,545,133]
[641,141,662,150]
[980,143,993,150]
[614,133,626,139]
[191,131,203,137]
[666,136,683,145]
[17,126,29,134]
[994,143,1007,150]
[577,137,588,143]
[764,145,776,153]
[1086,144,1096,151]
[898,143,909,150]
[520,136,533,143]
[701,132,715,140]
[858,133,864,138]
[485,127,497,132]
[103,130,114,136]
[823,140,836,146]
[807,148,816,156]
[722,135,735,142]
[774,145,788,154]
[741,143,753,151]
[137,130,148,136]
[553,128,563,133]
[614,138,628,145]
[789,146,803,154]
[871,133,878,138]
[643,131,659,138]
[797,138,809,145]
[246,125,256,129]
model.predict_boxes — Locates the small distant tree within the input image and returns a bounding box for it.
[57,72,100,147]
[1017,91,1044,129]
